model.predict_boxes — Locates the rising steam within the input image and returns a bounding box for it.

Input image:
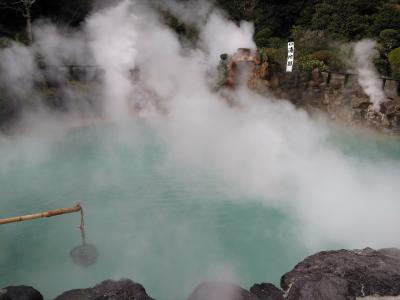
[353,39,387,110]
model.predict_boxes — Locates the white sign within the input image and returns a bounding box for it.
[286,42,295,72]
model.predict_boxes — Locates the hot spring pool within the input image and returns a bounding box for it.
[0,121,399,299]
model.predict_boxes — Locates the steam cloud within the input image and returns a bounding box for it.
[353,39,387,110]
[0,0,400,297]
[0,41,39,99]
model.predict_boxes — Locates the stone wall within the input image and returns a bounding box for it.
[269,70,400,132]
[273,71,399,98]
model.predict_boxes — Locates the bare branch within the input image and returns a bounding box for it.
[0,0,26,6]
[0,0,35,11]
[0,0,37,43]
[0,1,24,13]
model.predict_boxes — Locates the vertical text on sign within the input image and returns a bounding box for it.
[286,42,295,72]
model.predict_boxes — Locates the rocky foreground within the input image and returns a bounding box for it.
[3,248,400,300]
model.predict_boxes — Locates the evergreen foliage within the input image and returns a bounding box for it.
[0,0,399,77]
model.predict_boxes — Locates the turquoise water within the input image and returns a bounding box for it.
[326,128,400,161]
[1,121,400,299]
[0,122,307,300]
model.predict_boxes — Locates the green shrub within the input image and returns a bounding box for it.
[160,11,199,43]
[259,47,287,71]
[311,49,345,72]
[311,50,333,63]
[254,27,272,48]
[388,47,400,77]
[374,57,390,76]
[267,37,284,48]
[295,54,329,72]
[379,29,400,53]
[291,26,330,56]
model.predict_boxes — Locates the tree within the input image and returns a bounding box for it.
[254,0,315,38]
[216,0,315,38]
[311,0,382,40]
[379,29,400,53]
[370,2,400,36]
[215,0,251,21]
[0,0,36,43]
[254,27,272,48]
[36,0,93,27]
[291,26,330,55]
[375,29,400,76]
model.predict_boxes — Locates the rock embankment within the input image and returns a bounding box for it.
[0,280,154,300]
[54,279,154,300]
[0,286,43,300]
[4,248,400,300]
[187,282,284,300]
[270,69,400,133]
[281,248,400,300]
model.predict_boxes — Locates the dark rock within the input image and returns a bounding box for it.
[188,282,259,300]
[382,99,400,117]
[281,247,400,300]
[249,283,283,300]
[351,96,371,109]
[0,286,43,300]
[309,68,324,88]
[284,274,350,300]
[329,73,346,89]
[54,279,154,300]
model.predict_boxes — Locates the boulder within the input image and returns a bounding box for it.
[381,99,400,117]
[351,96,371,109]
[309,68,324,88]
[0,286,43,300]
[249,283,284,300]
[329,73,346,90]
[188,282,283,300]
[54,279,154,300]
[281,248,400,300]
[188,282,259,300]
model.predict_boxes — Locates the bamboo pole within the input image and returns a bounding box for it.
[0,204,82,225]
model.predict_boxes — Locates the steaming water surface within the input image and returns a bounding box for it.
[0,122,304,299]
[0,121,399,299]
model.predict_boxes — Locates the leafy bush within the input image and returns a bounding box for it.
[311,0,380,40]
[160,10,199,44]
[311,50,334,63]
[374,57,391,76]
[311,49,345,72]
[259,47,287,71]
[370,2,400,36]
[388,47,400,77]
[379,29,400,53]
[254,27,272,48]
[291,26,330,55]
[295,54,329,72]
[267,37,285,48]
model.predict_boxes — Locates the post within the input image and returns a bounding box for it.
[0,204,82,225]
